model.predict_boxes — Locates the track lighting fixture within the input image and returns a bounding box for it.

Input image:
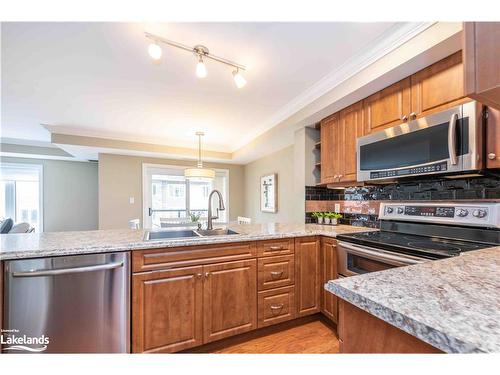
[145,32,247,88]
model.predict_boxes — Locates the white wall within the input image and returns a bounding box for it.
[243,146,296,223]
[1,157,98,232]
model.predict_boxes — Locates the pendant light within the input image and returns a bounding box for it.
[184,132,215,180]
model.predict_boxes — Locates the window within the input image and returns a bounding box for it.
[143,164,229,229]
[0,163,43,232]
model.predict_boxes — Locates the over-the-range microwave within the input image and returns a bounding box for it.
[357,101,484,182]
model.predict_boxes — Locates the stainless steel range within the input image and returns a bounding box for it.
[336,202,500,277]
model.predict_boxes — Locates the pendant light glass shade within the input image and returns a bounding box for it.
[184,132,215,180]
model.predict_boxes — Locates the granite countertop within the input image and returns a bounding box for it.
[326,245,500,353]
[0,223,374,261]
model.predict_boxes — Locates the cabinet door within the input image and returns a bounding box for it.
[339,101,364,183]
[321,238,338,323]
[486,107,500,168]
[295,237,321,317]
[363,78,411,133]
[320,113,341,184]
[258,254,295,291]
[411,51,465,119]
[203,259,257,343]
[464,22,500,110]
[132,266,203,353]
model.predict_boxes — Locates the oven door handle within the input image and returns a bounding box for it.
[338,241,426,266]
[448,112,459,165]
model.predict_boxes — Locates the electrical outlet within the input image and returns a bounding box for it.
[129,197,135,204]
[334,203,340,212]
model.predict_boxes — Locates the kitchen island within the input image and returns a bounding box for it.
[326,245,500,353]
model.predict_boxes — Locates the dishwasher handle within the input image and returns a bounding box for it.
[12,261,124,278]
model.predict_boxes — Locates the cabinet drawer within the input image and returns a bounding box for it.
[132,242,257,273]
[258,286,296,328]
[256,239,294,257]
[257,255,295,291]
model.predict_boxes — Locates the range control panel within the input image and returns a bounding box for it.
[379,202,500,228]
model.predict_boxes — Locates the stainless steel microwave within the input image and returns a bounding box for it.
[357,101,483,182]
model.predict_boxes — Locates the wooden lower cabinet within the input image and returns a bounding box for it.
[338,299,442,353]
[295,237,321,317]
[132,266,203,353]
[258,286,296,328]
[257,254,294,290]
[320,238,338,323]
[203,259,257,343]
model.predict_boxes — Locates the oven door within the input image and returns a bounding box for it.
[337,241,427,277]
[357,101,480,182]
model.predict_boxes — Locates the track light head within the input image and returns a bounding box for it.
[233,69,247,88]
[148,42,162,62]
[196,55,207,78]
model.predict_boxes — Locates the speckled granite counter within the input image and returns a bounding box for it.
[326,245,500,353]
[0,223,373,261]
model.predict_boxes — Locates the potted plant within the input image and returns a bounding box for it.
[326,212,343,225]
[311,212,324,224]
[323,212,331,225]
[190,213,201,223]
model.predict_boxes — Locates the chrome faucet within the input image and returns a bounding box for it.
[207,189,225,230]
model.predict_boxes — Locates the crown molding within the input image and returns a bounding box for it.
[231,22,435,152]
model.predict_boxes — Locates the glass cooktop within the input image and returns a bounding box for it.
[336,230,493,260]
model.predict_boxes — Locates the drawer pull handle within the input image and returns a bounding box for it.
[269,246,284,251]
[270,304,284,313]
[270,271,284,279]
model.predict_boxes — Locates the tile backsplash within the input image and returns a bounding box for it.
[305,174,500,227]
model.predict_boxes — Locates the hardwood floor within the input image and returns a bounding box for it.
[183,315,340,354]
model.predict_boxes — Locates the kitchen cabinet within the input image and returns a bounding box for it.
[339,101,364,184]
[203,259,257,343]
[363,78,411,133]
[132,266,204,353]
[486,106,500,168]
[295,237,321,317]
[338,299,442,353]
[464,22,500,110]
[320,113,341,184]
[411,51,465,119]
[320,238,338,323]
[258,254,295,291]
[258,286,296,328]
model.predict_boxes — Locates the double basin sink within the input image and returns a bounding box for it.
[145,228,239,241]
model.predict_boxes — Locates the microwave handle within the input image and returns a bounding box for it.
[448,113,459,165]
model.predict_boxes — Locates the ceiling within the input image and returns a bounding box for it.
[1,22,405,154]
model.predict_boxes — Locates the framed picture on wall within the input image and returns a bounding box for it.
[260,173,278,213]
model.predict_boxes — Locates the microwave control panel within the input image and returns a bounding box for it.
[379,202,500,228]
[369,161,448,180]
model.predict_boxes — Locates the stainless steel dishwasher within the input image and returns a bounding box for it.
[3,252,130,353]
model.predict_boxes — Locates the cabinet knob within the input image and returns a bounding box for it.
[409,112,417,120]
[488,153,497,160]
[338,174,343,181]
[204,272,210,279]
[270,304,284,311]
[270,270,284,279]
[401,115,408,121]
[269,245,283,251]
[196,273,203,279]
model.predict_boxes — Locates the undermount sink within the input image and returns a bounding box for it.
[145,228,239,240]
[146,229,201,240]
[194,228,239,236]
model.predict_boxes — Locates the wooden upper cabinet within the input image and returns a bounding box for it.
[320,113,340,184]
[203,259,257,343]
[295,237,321,317]
[486,107,500,168]
[464,22,500,110]
[321,238,338,323]
[339,101,364,183]
[132,266,203,353]
[363,78,411,133]
[411,51,465,119]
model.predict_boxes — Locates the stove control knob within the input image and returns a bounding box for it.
[397,207,404,214]
[386,207,394,214]
[456,208,469,217]
[472,209,487,218]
